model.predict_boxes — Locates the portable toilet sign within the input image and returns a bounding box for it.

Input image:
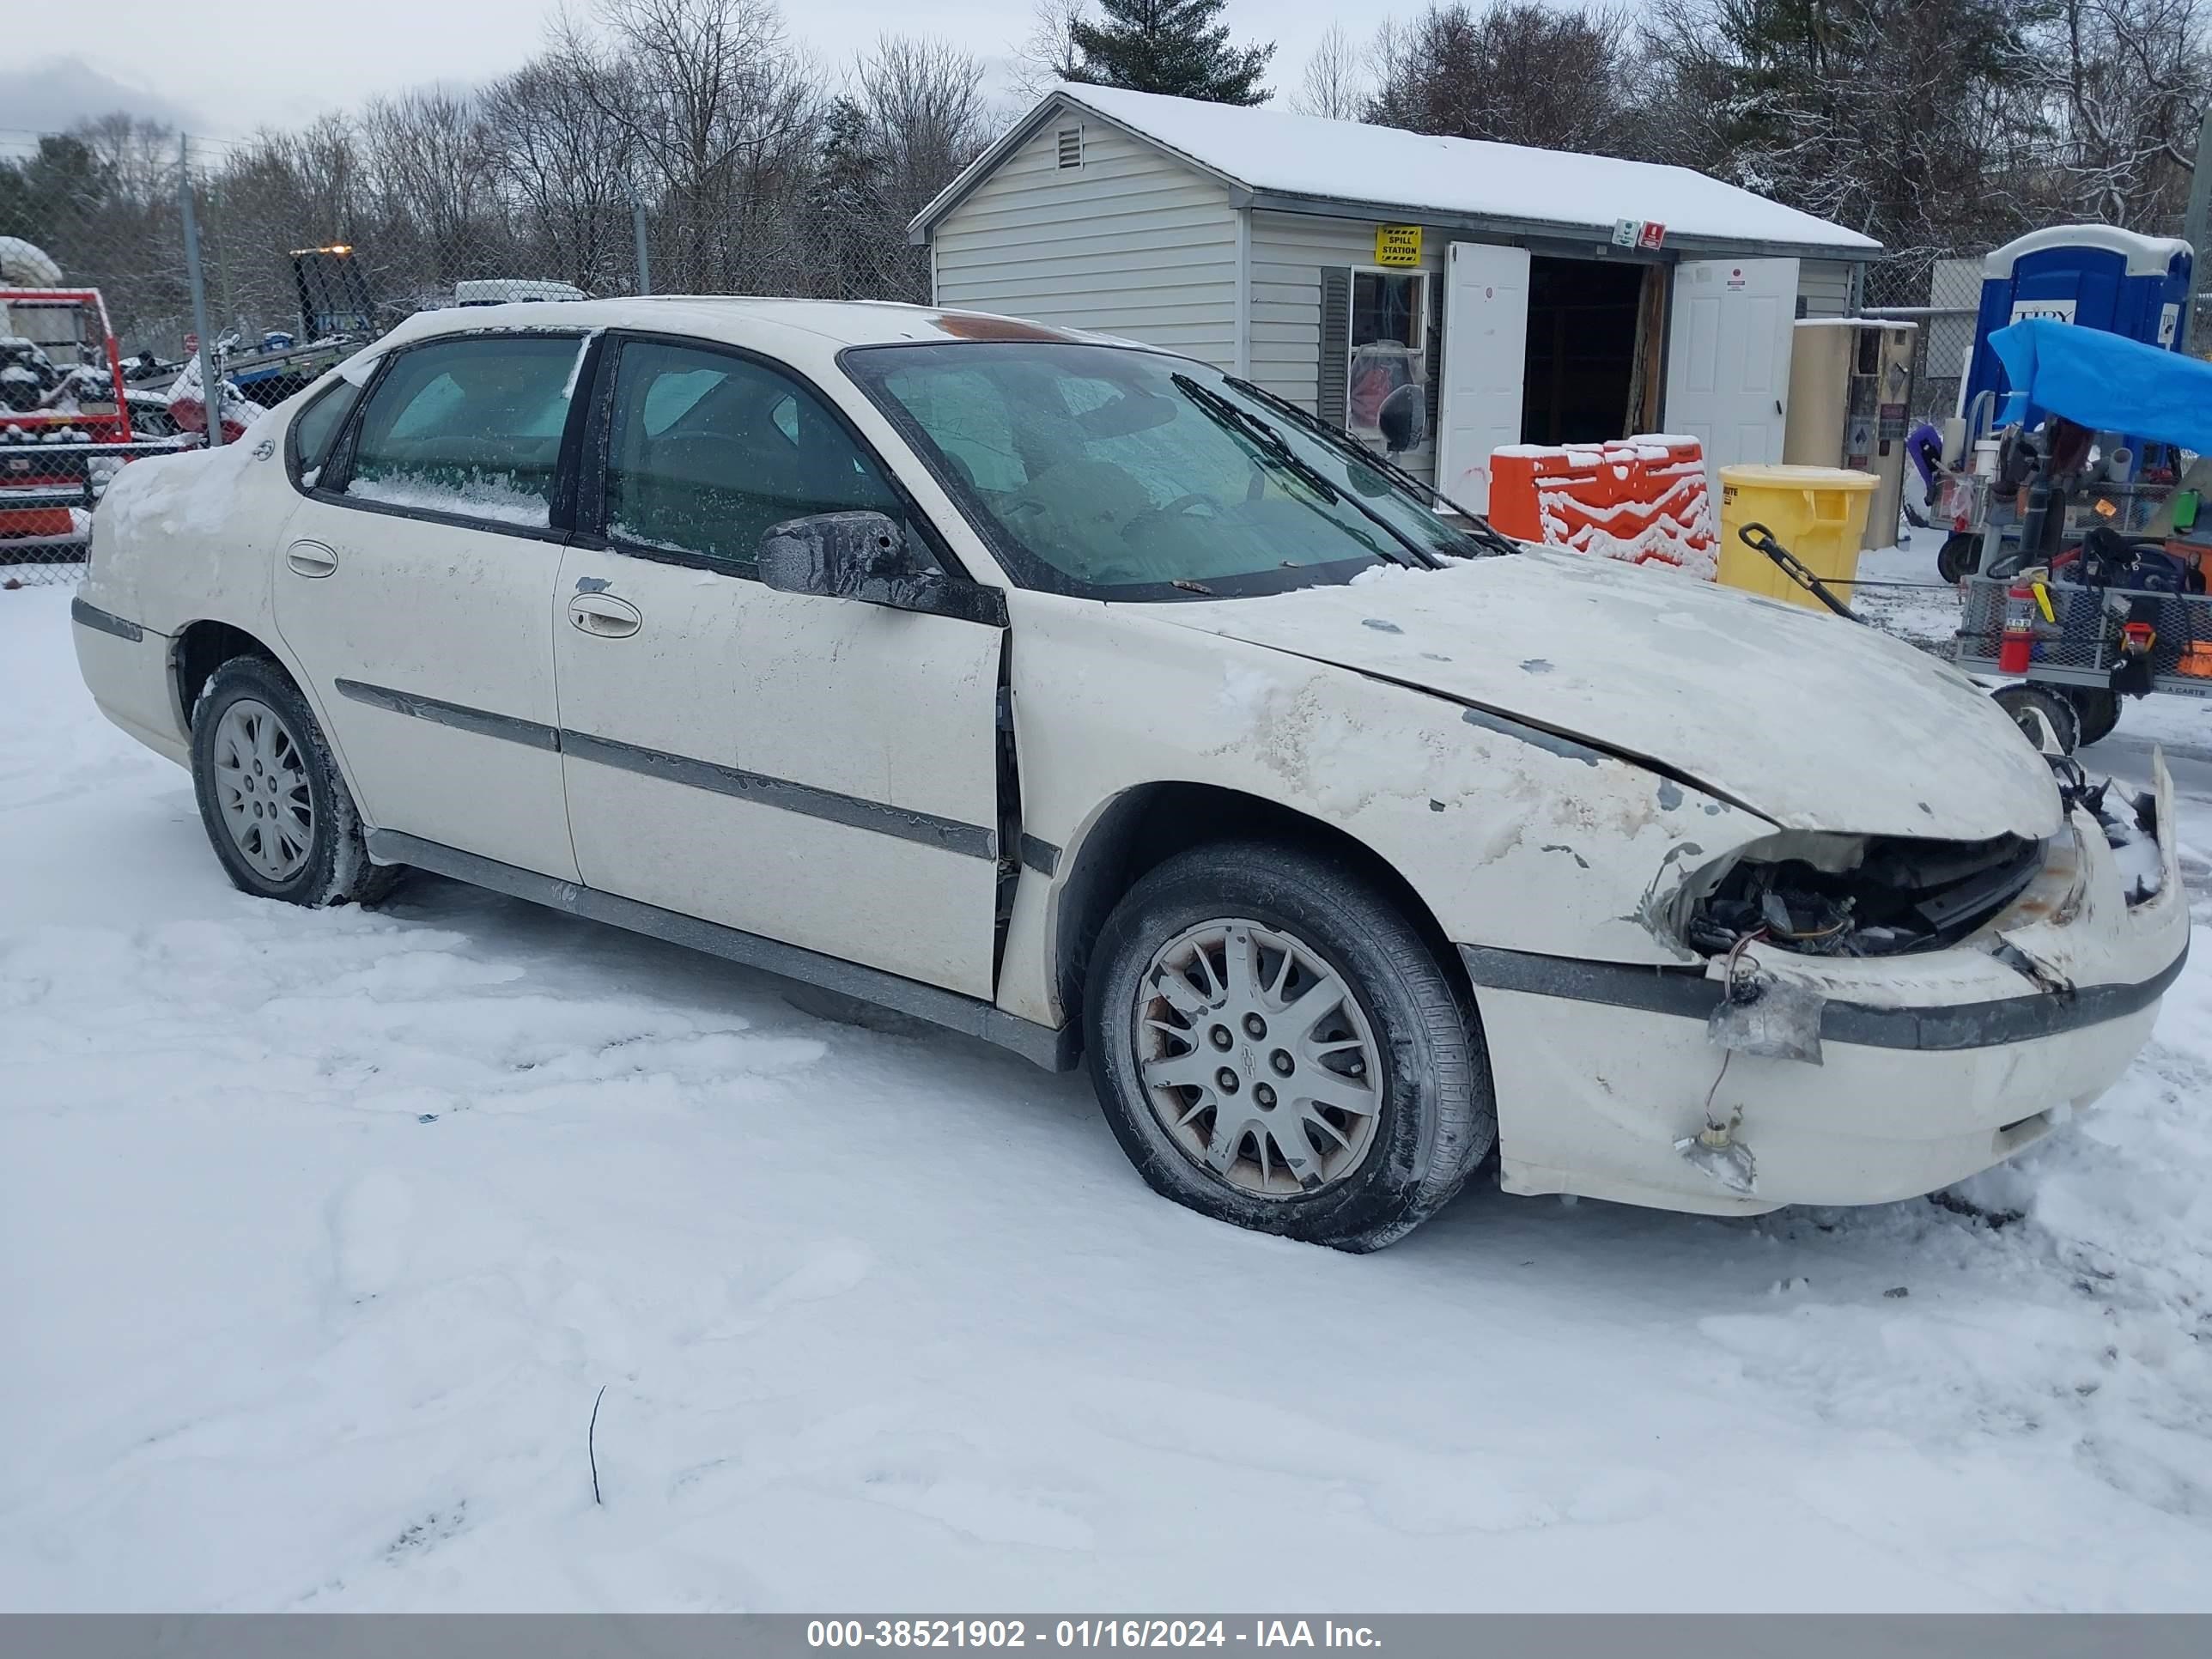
[1960,225,2194,425]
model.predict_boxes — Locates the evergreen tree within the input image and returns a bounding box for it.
[1065,0,1274,105]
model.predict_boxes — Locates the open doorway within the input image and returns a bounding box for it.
[1522,257,1662,445]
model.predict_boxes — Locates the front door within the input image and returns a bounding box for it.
[1435,242,1531,514]
[273,331,589,878]
[1664,257,1800,493]
[553,335,1005,997]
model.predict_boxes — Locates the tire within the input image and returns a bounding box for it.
[1990,682,2081,756]
[190,655,399,907]
[2065,686,2121,747]
[1936,532,1982,583]
[1084,841,1495,1252]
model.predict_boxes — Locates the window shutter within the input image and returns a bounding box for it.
[1424,273,1443,453]
[1318,266,1352,428]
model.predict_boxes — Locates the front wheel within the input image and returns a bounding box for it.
[1084,841,1496,1251]
[190,655,398,907]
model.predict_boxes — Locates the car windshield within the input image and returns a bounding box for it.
[842,340,1500,600]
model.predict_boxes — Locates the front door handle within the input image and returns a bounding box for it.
[568,591,642,638]
[285,540,337,578]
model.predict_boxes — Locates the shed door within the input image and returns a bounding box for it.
[1664,258,1799,491]
[1435,243,1530,514]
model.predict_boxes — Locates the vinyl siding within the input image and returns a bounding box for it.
[1797,258,1859,319]
[930,119,1240,365]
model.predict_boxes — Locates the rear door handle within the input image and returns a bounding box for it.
[568,591,642,638]
[285,540,337,578]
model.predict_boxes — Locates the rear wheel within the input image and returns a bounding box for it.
[1991,681,2081,755]
[190,655,398,907]
[1084,841,1494,1252]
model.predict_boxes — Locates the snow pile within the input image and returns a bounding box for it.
[3,585,2210,1609]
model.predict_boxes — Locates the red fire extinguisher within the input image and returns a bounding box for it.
[1997,580,2036,673]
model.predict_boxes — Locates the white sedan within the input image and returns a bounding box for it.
[70,298,2187,1250]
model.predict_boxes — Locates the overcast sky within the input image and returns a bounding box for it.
[1,0,1378,143]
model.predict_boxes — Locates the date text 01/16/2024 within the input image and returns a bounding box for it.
[805,1621,1384,1650]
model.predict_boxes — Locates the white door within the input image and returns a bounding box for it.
[1435,242,1531,514]
[1664,258,1800,492]
[554,337,1006,997]
[273,331,587,879]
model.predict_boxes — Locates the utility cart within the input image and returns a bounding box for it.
[1948,319,2212,751]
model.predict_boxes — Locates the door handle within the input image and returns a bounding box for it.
[285,540,337,578]
[568,591,642,638]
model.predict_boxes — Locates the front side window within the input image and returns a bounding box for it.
[599,338,903,570]
[845,341,1479,601]
[342,334,585,528]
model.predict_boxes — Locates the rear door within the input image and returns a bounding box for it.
[1434,242,1530,514]
[552,334,1006,997]
[1664,257,1800,493]
[273,331,588,879]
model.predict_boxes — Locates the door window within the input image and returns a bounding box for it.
[342,334,586,527]
[600,339,902,569]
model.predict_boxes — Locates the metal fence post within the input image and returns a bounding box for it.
[2184,106,2210,355]
[179,133,222,448]
[632,194,653,297]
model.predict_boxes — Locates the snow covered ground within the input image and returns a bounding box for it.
[3,578,2210,1613]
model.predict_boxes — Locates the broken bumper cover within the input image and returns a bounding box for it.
[1461,752,2191,1215]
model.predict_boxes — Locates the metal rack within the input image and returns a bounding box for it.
[1957,574,2212,702]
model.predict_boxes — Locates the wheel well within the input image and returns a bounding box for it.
[1050,782,1469,1033]
[172,620,283,732]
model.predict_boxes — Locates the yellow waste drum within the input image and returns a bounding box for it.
[1717,465,1877,609]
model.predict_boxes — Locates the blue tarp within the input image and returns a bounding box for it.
[1990,319,2212,454]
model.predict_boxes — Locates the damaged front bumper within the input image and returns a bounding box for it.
[1460,751,2190,1215]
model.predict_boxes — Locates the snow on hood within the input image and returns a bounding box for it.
[1159,550,2062,842]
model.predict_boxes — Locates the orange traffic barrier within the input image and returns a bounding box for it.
[1487,435,1717,579]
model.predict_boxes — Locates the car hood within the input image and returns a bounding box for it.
[1158,550,2062,842]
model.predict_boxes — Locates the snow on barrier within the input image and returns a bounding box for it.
[1486,435,1718,580]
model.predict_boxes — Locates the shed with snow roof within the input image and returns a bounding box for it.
[910,86,1883,511]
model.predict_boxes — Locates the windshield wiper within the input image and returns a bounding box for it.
[1169,374,1434,570]
[1221,374,1522,559]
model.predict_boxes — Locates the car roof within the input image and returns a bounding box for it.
[374,295,1161,364]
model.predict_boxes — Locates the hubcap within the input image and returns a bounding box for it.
[1133,918,1383,1199]
[212,698,314,883]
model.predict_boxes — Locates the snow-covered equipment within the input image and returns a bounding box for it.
[0,287,185,555]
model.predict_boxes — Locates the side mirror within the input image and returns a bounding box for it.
[757,510,1006,627]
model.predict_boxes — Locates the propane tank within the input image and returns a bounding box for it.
[1997,580,2037,673]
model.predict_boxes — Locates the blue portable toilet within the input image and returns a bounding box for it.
[1960,225,2194,432]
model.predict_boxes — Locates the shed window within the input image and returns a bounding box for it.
[1352,270,1425,350]
[1056,125,1085,170]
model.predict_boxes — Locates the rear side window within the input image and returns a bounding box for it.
[600,338,903,570]
[288,376,362,483]
[342,335,585,528]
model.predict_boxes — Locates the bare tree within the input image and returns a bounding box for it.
[482,47,641,293]
[1011,0,1091,99]
[1291,24,1367,120]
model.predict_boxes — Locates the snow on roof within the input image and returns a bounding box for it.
[919,86,1881,257]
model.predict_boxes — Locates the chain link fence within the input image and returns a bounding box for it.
[5,117,933,588]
